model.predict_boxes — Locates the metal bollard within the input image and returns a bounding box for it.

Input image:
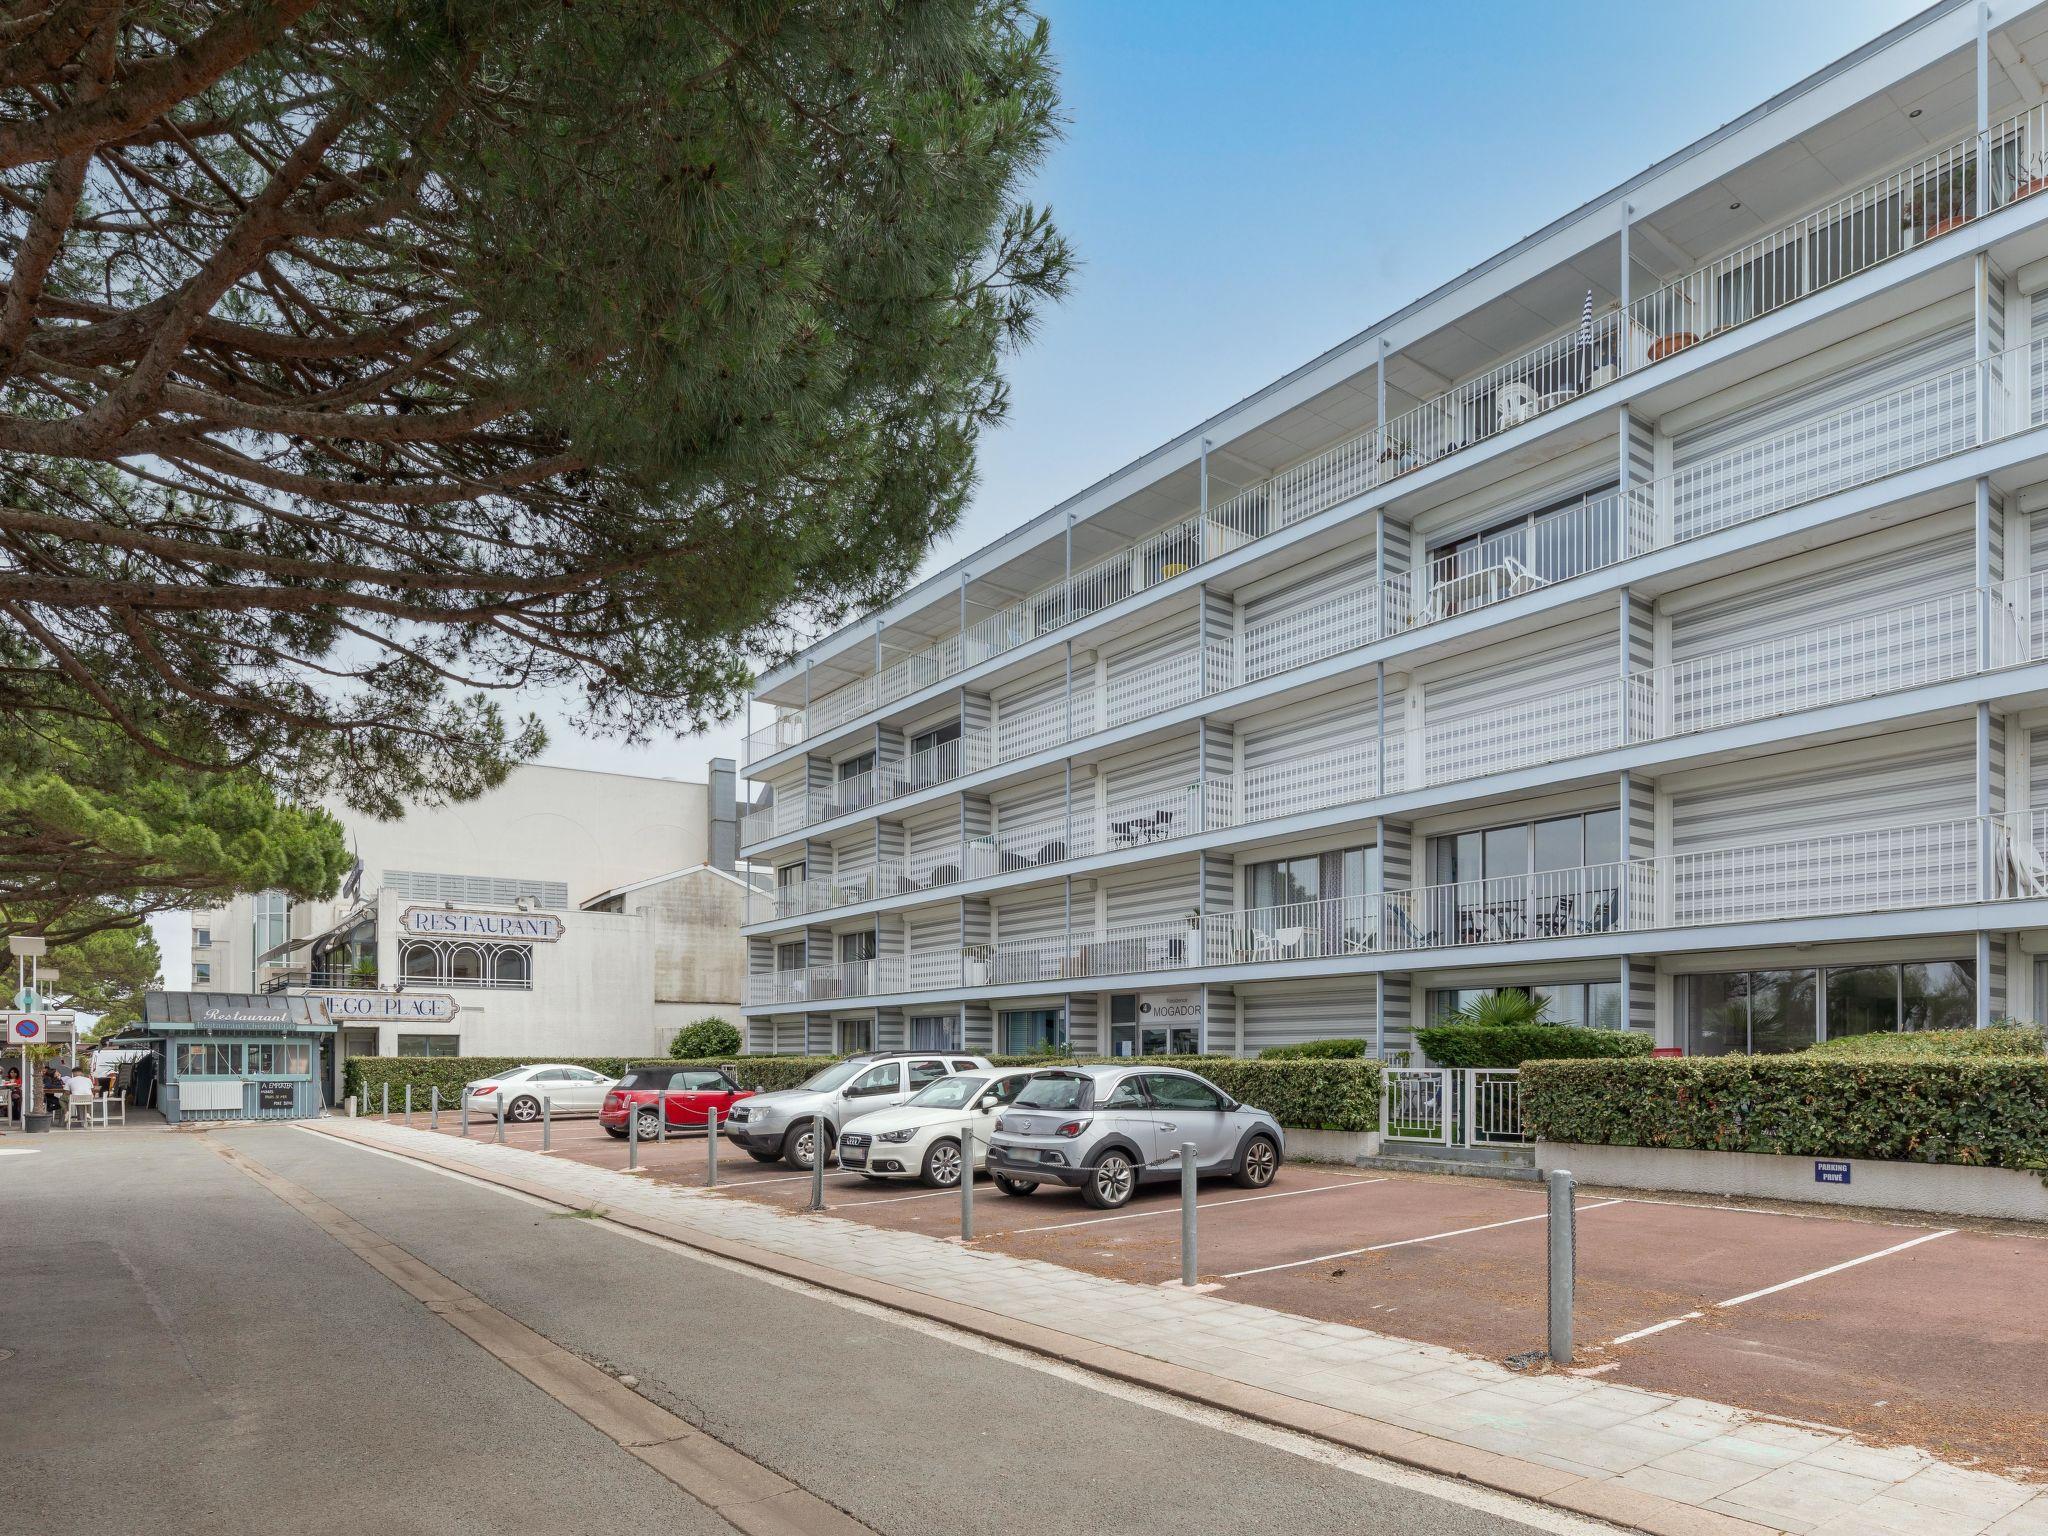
[807,1111,826,1211]
[1547,1168,1575,1365]
[1181,1141,1199,1287]
[706,1111,719,1188]
[430,1085,439,1132]
[959,1119,975,1240]
[541,1092,551,1151]
[382,1082,389,1119]
[404,1083,412,1127]
[496,1092,505,1143]
[658,1091,668,1144]
[459,1090,469,1137]
[628,1098,639,1170]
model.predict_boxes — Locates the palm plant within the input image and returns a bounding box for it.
[1445,989,1554,1029]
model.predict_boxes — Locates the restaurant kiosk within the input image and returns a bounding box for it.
[126,991,333,1124]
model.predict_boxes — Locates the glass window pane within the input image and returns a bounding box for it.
[1685,973,1748,1056]
[1533,818,1581,872]
[1749,969,1818,1054]
[1824,965,1898,1039]
[449,946,482,982]
[1902,961,1973,1032]
[1589,982,1623,1030]
[1535,984,1585,1025]
[1483,825,1529,879]
[1584,810,1621,867]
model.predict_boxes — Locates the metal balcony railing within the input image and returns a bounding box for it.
[749,104,2048,767]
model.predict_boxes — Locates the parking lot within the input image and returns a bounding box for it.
[372,1108,2048,1475]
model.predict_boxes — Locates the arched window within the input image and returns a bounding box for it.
[448,945,482,984]
[493,947,530,986]
[402,943,440,982]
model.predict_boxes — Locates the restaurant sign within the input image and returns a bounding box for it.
[312,991,460,1024]
[398,907,564,943]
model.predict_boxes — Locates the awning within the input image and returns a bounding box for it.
[140,991,333,1033]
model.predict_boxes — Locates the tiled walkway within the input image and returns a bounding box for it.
[312,1119,2048,1536]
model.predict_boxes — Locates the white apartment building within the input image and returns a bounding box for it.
[191,762,751,1096]
[738,2,2048,1063]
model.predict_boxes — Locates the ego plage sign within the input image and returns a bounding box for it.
[398,907,564,943]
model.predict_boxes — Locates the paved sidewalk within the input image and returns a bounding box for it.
[311,1119,2048,1536]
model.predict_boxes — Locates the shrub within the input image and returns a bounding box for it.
[1442,989,1553,1028]
[1258,1038,1369,1060]
[1521,1056,2048,1171]
[1806,1024,2045,1059]
[1415,1024,1653,1069]
[668,1017,743,1059]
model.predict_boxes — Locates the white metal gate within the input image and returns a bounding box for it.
[1380,1067,1525,1147]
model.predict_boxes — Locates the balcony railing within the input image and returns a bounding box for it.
[750,103,2048,766]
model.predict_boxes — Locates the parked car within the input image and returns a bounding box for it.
[462,1064,617,1123]
[984,1065,1284,1210]
[722,1052,994,1169]
[601,1065,753,1139]
[836,1067,1039,1187]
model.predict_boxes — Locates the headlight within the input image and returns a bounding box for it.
[876,1127,917,1143]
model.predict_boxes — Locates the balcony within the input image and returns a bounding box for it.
[742,334,2048,855]
[749,103,2048,767]
[743,957,906,1007]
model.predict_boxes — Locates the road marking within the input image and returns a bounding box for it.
[0,1147,41,1156]
[1604,1228,1956,1347]
[1020,1180,1392,1234]
[1223,1199,1629,1280]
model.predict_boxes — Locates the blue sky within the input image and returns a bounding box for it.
[147,2,1942,987]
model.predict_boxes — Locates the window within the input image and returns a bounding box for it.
[838,751,875,781]
[836,751,877,808]
[1015,1074,1088,1111]
[193,962,212,984]
[1714,241,1800,328]
[1108,994,1202,1057]
[1000,1008,1065,1055]
[403,943,440,980]
[176,1041,241,1076]
[396,1035,461,1059]
[907,1058,947,1090]
[193,928,212,949]
[910,721,963,788]
[1244,846,1375,954]
[839,930,878,965]
[243,1041,314,1074]
[493,948,529,986]
[679,1071,735,1091]
[845,1061,899,1097]
[1426,811,1621,941]
[1099,1076,1149,1109]
[1143,1073,1225,1111]
[1684,962,1971,1055]
[836,1018,873,1053]
[1425,484,1623,596]
[1806,194,1903,289]
[252,890,289,965]
[910,1014,958,1050]
[777,861,808,888]
[1429,982,1623,1030]
[776,941,806,973]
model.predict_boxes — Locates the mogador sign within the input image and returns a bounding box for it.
[398,907,564,943]
[312,991,459,1024]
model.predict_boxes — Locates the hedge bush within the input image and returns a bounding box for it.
[1805,1024,2045,1060]
[1521,1056,2048,1171]
[1257,1038,1370,1060]
[667,1017,744,1058]
[1415,1025,1653,1069]
[343,1052,1381,1133]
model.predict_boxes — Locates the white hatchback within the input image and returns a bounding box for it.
[834,1067,1038,1187]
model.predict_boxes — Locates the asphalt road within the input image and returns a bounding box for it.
[0,1125,1592,1535]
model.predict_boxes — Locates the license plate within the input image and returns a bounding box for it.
[840,1146,867,1167]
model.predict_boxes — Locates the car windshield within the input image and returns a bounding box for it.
[908,1075,984,1109]
[797,1060,867,1092]
[1012,1074,1089,1111]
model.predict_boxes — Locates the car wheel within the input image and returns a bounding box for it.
[920,1137,963,1189]
[1081,1150,1137,1210]
[782,1121,832,1170]
[1233,1134,1280,1189]
[507,1095,541,1123]
[745,1148,781,1164]
[634,1108,662,1139]
[992,1174,1038,1197]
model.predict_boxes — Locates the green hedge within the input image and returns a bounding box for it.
[343,1052,1381,1133]
[1521,1056,2048,1171]
[1257,1038,1370,1060]
[1415,1025,1653,1068]
[1805,1024,2045,1060]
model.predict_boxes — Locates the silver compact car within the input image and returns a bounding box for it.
[721,1052,993,1169]
[984,1065,1284,1210]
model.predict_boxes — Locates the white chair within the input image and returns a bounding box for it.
[1495,380,1539,430]
[66,1091,96,1129]
[1251,925,1307,963]
[2010,831,2048,898]
[98,1094,125,1127]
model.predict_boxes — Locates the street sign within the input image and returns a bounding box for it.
[12,987,39,1012]
[5,1012,46,1044]
[1815,1160,1852,1186]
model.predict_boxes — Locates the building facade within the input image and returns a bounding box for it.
[191,762,751,1094]
[737,2,2048,1061]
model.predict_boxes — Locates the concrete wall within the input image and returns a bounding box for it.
[632,867,749,1010]
[1538,1141,2048,1222]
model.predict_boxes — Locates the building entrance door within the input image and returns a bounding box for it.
[338,1028,378,1103]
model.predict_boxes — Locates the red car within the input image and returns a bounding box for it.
[601,1065,753,1139]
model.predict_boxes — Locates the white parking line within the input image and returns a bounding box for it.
[1222,1199,1629,1280]
[1604,1227,1956,1347]
[1022,1179,1392,1235]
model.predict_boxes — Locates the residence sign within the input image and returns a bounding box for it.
[312,991,460,1024]
[398,907,564,943]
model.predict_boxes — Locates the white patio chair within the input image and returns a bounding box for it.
[1495,380,1539,430]
[1251,925,1307,963]
[99,1094,125,1127]
[66,1092,96,1129]
[2010,831,2048,898]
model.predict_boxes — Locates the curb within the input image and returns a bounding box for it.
[303,1119,1778,1536]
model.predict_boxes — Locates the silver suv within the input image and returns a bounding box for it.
[722,1053,993,1169]
[984,1065,1284,1210]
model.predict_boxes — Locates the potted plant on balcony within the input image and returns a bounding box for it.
[350,957,378,988]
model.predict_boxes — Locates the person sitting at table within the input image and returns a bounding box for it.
[41,1064,64,1116]
[66,1065,97,1103]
